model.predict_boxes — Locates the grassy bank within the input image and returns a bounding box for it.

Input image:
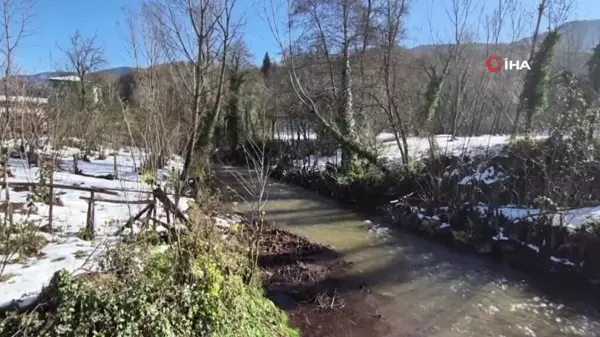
[0,202,299,337]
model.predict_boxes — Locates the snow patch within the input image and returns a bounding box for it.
[0,148,190,307]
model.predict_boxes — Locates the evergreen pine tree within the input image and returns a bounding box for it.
[260,52,272,78]
[226,54,246,150]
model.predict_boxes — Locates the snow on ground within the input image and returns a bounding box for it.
[473,204,600,229]
[292,134,549,169]
[0,148,190,308]
[290,132,600,230]
[273,132,318,140]
[459,166,505,185]
[407,204,594,267]
[378,134,514,161]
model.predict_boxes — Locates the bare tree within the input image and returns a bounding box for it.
[378,0,411,163]
[289,0,377,172]
[445,0,477,140]
[546,0,576,31]
[61,31,107,114]
[123,5,187,174]
[0,0,34,147]
[0,0,35,279]
[266,0,388,172]
[141,0,239,182]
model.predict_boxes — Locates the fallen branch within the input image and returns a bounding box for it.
[152,187,190,227]
[114,202,155,235]
[74,171,116,181]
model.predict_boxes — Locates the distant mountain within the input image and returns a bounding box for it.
[92,67,134,76]
[531,19,600,53]
[533,20,600,73]
[410,19,600,55]
[19,66,133,81]
[408,19,600,74]
[30,71,75,79]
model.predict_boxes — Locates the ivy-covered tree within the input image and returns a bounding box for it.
[585,43,600,140]
[225,50,247,150]
[417,62,451,137]
[588,43,600,92]
[517,31,561,135]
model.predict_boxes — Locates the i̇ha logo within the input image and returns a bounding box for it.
[486,55,530,72]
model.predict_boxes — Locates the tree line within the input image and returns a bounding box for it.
[2,0,600,179]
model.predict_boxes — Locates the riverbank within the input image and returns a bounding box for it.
[217,139,600,294]
[214,163,600,337]
[275,168,600,288]
[257,225,389,337]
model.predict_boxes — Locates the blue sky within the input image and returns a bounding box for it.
[13,0,600,74]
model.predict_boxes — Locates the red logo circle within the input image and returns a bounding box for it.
[486,55,503,73]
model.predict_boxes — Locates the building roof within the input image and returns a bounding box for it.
[0,95,48,104]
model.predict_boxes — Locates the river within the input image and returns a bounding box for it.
[214,164,600,337]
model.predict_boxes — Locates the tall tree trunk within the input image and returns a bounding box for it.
[181,43,204,181]
[339,1,357,173]
[196,30,230,171]
[450,65,470,138]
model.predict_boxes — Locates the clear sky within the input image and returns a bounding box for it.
[12,0,600,74]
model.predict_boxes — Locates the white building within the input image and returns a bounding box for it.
[47,75,102,103]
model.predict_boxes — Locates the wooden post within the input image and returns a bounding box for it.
[73,154,78,173]
[85,191,95,239]
[113,154,118,179]
[174,174,180,220]
[3,169,12,226]
[144,203,154,229]
[48,162,54,231]
[152,196,157,219]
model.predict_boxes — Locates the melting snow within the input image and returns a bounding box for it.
[292,134,548,170]
[459,166,505,185]
[0,148,191,308]
[492,229,509,241]
[550,256,576,266]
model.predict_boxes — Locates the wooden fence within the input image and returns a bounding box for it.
[0,181,182,239]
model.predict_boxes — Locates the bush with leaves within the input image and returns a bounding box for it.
[0,218,298,337]
[26,164,52,205]
[0,221,47,276]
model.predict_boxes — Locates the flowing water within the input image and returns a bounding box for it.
[215,164,600,337]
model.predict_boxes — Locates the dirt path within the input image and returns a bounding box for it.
[216,164,600,337]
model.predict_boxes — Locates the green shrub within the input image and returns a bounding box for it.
[0,233,298,337]
[0,222,47,258]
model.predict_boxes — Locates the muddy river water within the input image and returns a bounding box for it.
[215,164,600,337]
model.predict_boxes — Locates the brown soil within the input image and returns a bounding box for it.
[258,228,390,337]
